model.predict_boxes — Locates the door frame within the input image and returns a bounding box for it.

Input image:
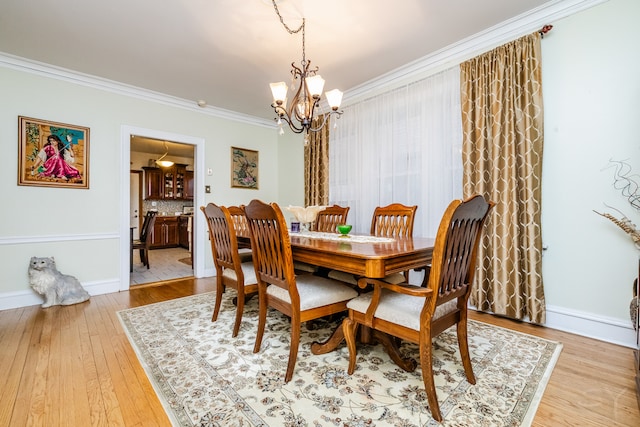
[119,125,206,291]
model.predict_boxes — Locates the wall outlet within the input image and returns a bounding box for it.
[151,201,157,206]
[207,168,213,176]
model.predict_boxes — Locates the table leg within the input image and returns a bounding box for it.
[311,324,345,355]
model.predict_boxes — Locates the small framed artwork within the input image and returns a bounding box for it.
[231,147,258,189]
[18,116,90,189]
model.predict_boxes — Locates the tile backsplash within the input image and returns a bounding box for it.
[143,200,194,216]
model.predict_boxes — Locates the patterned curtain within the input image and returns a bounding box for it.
[460,32,546,323]
[304,115,330,206]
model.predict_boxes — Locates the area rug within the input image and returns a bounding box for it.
[178,257,192,266]
[117,292,562,426]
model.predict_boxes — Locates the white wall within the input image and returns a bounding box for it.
[539,0,640,346]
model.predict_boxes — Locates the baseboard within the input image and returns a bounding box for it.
[0,279,120,311]
[543,304,637,348]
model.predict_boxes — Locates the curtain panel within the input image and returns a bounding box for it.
[460,32,546,323]
[304,115,330,207]
[330,67,463,238]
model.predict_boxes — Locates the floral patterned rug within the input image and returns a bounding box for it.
[117,292,562,426]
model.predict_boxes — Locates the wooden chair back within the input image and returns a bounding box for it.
[314,204,350,232]
[201,203,242,274]
[132,211,157,269]
[243,199,296,295]
[139,211,157,244]
[201,203,257,337]
[427,195,494,319]
[228,205,250,239]
[370,203,417,238]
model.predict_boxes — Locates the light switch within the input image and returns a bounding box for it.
[207,168,213,176]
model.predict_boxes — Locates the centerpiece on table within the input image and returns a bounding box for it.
[286,205,327,232]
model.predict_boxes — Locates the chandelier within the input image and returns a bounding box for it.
[269,0,343,139]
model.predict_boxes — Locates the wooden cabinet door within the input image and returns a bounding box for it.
[184,171,194,200]
[150,220,164,248]
[144,168,162,200]
[179,217,189,248]
[165,218,179,246]
[162,167,176,199]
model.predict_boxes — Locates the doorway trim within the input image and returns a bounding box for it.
[120,125,206,291]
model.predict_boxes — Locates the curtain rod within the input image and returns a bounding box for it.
[539,24,553,38]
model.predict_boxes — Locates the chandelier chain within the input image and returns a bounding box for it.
[271,0,306,62]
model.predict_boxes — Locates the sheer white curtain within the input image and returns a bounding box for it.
[330,66,463,238]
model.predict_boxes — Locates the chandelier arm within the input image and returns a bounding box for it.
[308,111,343,133]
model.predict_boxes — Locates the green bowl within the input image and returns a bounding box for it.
[337,224,352,236]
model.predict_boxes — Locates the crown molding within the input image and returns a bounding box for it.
[0,52,275,129]
[343,0,607,106]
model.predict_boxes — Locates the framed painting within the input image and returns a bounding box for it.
[231,147,258,189]
[18,116,90,189]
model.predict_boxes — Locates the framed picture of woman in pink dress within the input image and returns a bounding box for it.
[18,116,90,189]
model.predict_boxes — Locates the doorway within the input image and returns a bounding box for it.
[130,136,194,285]
[119,125,205,291]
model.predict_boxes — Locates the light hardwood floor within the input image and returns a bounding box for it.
[0,278,638,426]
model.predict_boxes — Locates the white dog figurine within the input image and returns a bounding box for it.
[28,257,90,308]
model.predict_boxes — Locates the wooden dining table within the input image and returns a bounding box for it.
[287,232,436,355]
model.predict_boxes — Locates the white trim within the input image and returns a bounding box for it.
[0,279,120,311]
[0,53,274,129]
[120,126,207,291]
[544,304,637,348]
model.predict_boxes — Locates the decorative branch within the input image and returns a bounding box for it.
[602,159,640,211]
[594,203,640,249]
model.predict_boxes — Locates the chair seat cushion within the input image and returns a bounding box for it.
[222,261,257,284]
[267,275,358,311]
[327,270,358,285]
[238,248,253,263]
[293,261,319,273]
[347,290,458,331]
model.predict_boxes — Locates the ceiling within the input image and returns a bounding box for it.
[1,0,561,155]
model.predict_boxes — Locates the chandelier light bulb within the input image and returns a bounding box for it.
[305,75,325,98]
[325,89,343,110]
[270,82,288,104]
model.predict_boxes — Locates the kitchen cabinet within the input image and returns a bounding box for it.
[143,167,163,200]
[144,164,192,200]
[184,170,194,200]
[150,216,179,248]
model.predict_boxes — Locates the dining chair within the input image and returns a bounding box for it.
[342,195,493,421]
[313,204,350,232]
[243,199,359,383]
[329,203,418,284]
[227,205,253,263]
[201,203,259,337]
[131,210,158,270]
